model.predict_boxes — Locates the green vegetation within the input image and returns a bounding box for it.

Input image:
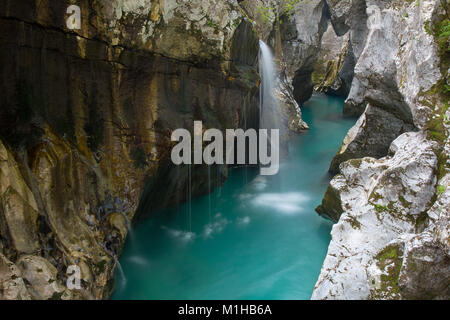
[415,212,429,231]
[423,6,449,101]
[232,18,241,29]
[436,18,450,52]
[206,19,220,34]
[371,244,403,299]
[256,5,275,24]
[436,16,450,97]
[437,184,446,196]
[284,0,302,16]
[424,100,448,145]
[398,195,411,207]
[374,203,388,213]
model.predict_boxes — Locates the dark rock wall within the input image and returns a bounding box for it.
[0,0,260,299]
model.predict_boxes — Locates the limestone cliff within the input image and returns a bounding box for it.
[312,21,354,96]
[0,0,261,299]
[241,0,329,106]
[314,0,449,299]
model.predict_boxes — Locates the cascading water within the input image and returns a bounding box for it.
[258,40,280,131]
[115,259,127,289]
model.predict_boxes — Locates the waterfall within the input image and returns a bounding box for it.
[243,100,248,184]
[115,259,127,288]
[258,40,278,130]
[258,40,280,176]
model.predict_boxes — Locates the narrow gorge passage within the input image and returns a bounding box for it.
[112,95,356,300]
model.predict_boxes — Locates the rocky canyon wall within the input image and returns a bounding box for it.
[0,0,262,299]
[314,0,449,299]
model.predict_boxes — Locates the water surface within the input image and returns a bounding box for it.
[112,94,355,300]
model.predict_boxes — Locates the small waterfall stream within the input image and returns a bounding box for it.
[115,260,127,289]
[258,40,279,131]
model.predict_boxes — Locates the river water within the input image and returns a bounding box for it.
[112,94,355,300]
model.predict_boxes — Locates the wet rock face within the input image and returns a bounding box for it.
[275,75,310,133]
[0,0,260,299]
[314,0,450,300]
[17,255,68,300]
[325,0,351,36]
[324,0,369,115]
[328,104,416,174]
[329,0,443,172]
[312,22,355,97]
[280,0,329,105]
[0,0,242,62]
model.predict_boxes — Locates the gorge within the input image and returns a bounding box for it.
[0,0,448,300]
[112,94,355,299]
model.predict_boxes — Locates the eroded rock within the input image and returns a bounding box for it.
[313,132,443,299]
[17,255,68,300]
[0,253,31,300]
[328,104,416,174]
[312,22,354,96]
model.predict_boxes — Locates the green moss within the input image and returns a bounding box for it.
[284,0,302,16]
[398,195,411,208]
[420,5,450,149]
[232,18,241,29]
[437,152,449,180]
[256,5,275,23]
[377,246,399,264]
[238,7,254,25]
[369,192,383,202]
[436,18,450,52]
[423,10,450,103]
[425,101,448,145]
[206,19,220,34]
[437,184,446,196]
[424,20,433,36]
[315,185,344,222]
[372,244,404,299]
[415,212,429,231]
[387,201,396,211]
[374,203,388,213]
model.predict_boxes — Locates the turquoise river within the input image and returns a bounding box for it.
[112,94,356,300]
